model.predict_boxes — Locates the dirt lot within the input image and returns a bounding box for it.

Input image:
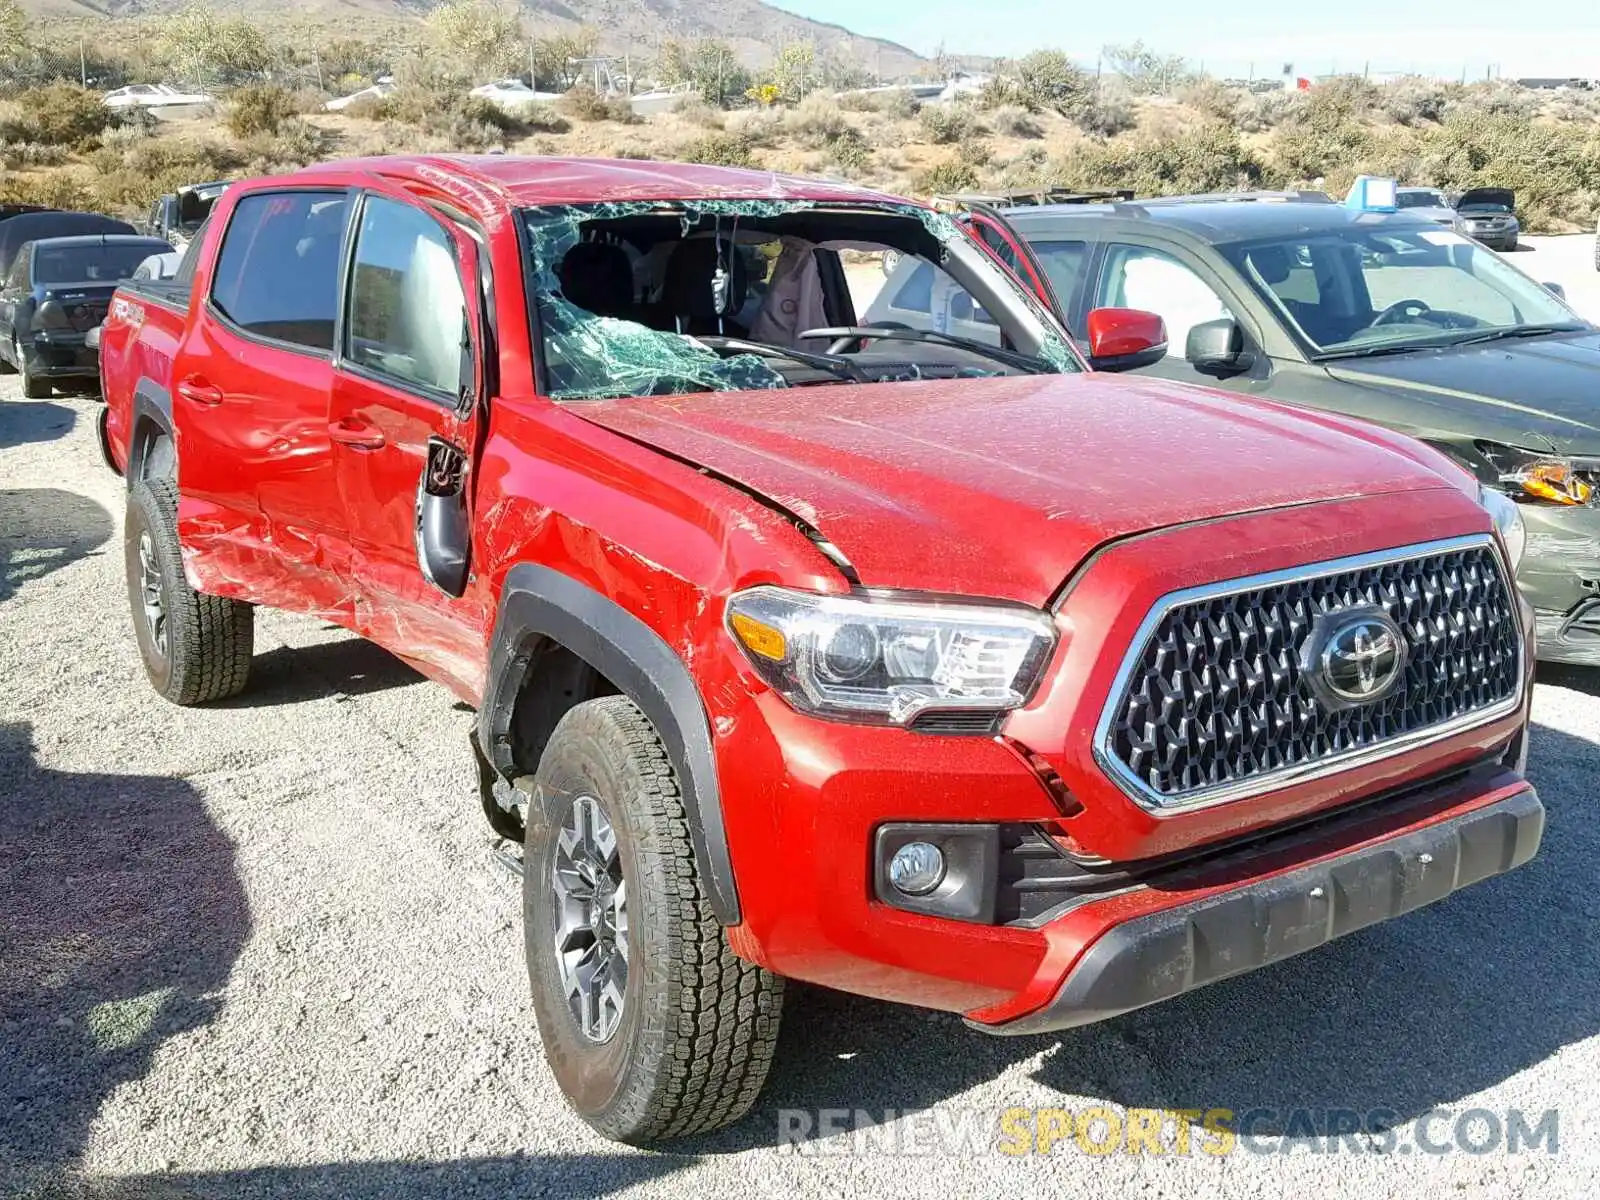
[6,271,1600,1195]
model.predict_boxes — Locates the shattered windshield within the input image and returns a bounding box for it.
[520,199,1079,401]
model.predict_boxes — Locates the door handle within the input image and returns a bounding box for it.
[328,417,385,450]
[177,376,223,407]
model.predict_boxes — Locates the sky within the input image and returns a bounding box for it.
[768,0,1600,80]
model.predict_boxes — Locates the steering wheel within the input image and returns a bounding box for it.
[1374,299,1433,326]
[826,321,912,355]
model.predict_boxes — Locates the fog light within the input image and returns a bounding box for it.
[888,841,945,896]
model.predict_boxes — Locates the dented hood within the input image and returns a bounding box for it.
[577,373,1459,604]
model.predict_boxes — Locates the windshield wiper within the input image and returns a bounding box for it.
[697,336,870,383]
[1316,341,1446,362]
[1444,323,1588,348]
[797,326,1052,374]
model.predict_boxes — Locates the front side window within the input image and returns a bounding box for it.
[210,190,348,351]
[1223,227,1582,357]
[1031,239,1089,310]
[344,195,468,397]
[1097,244,1233,358]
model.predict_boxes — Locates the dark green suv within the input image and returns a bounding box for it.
[870,192,1600,664]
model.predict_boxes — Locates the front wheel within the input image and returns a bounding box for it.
[124,476,254,704]
[17,340,47,398]
[524,696,784,1145]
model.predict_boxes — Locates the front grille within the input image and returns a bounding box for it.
[1099,538,1521,810]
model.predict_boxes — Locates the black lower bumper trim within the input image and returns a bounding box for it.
[973,787,1544,1036]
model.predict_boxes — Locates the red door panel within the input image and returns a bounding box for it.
[328,191,490,698]
[174,188,353,616]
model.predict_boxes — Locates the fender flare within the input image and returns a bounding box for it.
[478,563,741,924]
[126,378,175,482]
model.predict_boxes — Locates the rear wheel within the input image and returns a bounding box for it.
[524,696,783,1144]
[124,475,254,704]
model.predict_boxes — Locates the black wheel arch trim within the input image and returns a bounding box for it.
[479,563,741,924]
[127,378,175,481]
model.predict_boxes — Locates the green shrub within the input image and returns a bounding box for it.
[0,171,94,210]
[558,85,637,124]
[1052,122,1268,195]
[918,102,982,145]
[825,126,872,175]
[677,131,754,167]
[912,157,979,195]
[784,93,851,147]
[0,84,111,148]
[225,85,298,138]
[839,88,918,118]
[1073,86,1137,137]
[1013,50,1090,116]
[988,105,1042,139]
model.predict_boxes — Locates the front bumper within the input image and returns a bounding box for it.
[1468,227,1519,250]
[23,331,99,379]
[1520,502,1600,664]
[714,490,1533,1019]
[972,781,1542,1034]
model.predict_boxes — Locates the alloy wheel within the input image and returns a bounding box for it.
[550,793,629,1043]
[137,529,167,659]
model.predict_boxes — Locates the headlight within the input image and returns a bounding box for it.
[1476,441,1594,506]
[726,586,1057,725]
[1479,484,1527,572]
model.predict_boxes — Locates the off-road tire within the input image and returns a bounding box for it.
[125,475,253,705]
[524,695,783,1145]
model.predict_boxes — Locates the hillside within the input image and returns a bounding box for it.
[17,0,930,75]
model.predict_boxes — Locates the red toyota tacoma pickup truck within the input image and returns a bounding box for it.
[97,155,1542,1145]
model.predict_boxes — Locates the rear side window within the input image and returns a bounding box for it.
[173,217,210,289]
[210,190,348,351]
[344,195,468,397]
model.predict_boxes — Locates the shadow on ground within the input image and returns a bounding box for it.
[0,400,77,449]
[219,634,424,708]
[0,722,250,1195]
[15,1154,690,1200]
[0,488,113,604]
[692,719,1598,1150]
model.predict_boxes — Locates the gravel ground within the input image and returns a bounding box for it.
[6,257,1600,1197]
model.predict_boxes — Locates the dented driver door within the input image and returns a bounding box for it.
[327,189,488,697]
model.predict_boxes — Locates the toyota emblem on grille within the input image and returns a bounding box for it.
[1300,605,1409,709]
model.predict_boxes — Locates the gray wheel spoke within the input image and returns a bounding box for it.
[137,531,168,658]
[549,791,628,1044]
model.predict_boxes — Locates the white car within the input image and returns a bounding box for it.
[102,84,214,119]
[324,77,396,112]
[469,78,562,111]
[133,251,184,281]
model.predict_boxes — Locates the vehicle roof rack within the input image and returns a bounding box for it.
[1115,189,1334,212]
[931,187,1136,212]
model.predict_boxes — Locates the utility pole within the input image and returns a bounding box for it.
[529,37,536,89]
[79,39,86,86]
